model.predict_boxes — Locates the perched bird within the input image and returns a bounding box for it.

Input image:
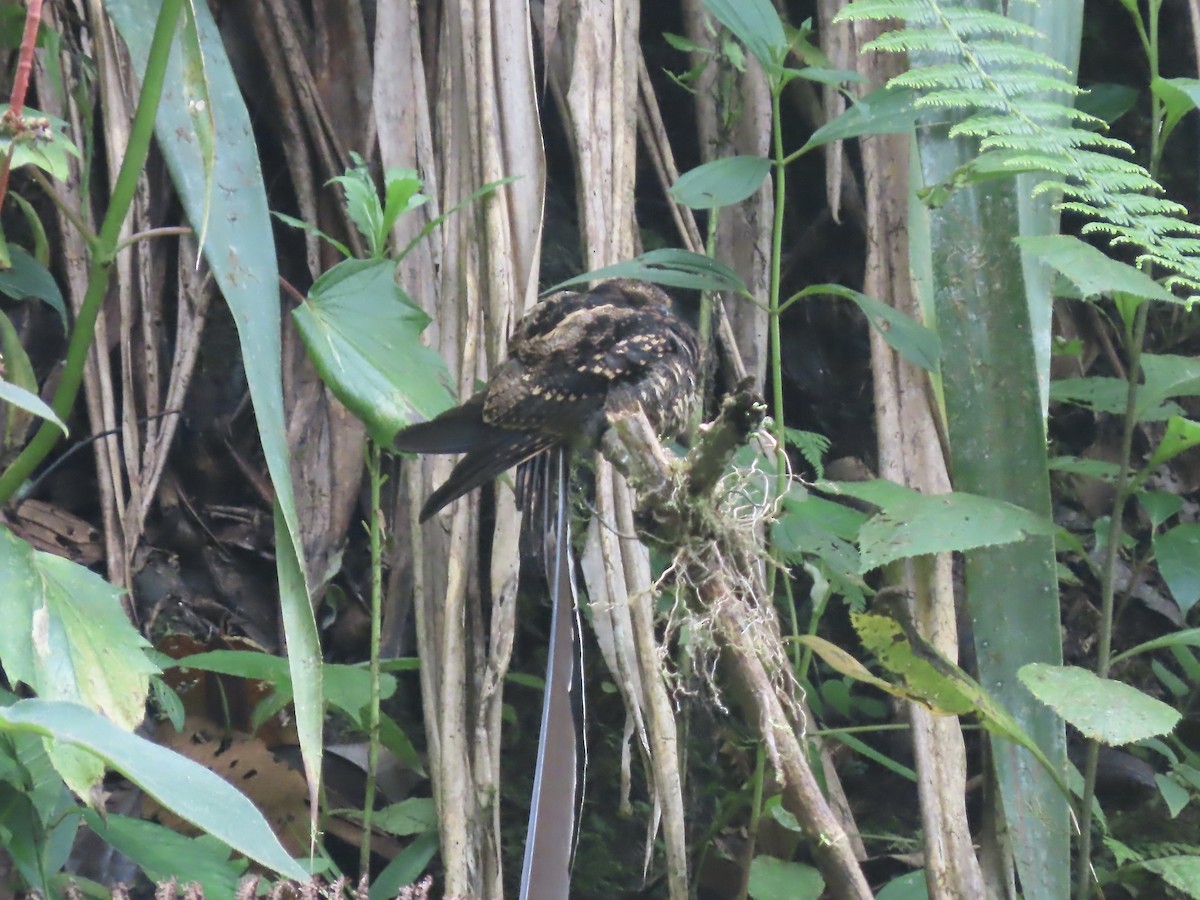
[394,278,701,522]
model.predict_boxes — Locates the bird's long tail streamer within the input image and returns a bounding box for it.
[520,445,587,899]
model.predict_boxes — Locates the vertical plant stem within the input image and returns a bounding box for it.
[0,0,184,505]
[0,0,45,209]
[767,85,787,473]
[360,441,385,877]
[1076,9,1163,893]
[736,745,768,900]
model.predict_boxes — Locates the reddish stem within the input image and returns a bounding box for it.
[10,0,43,117]
[0,0,46,212]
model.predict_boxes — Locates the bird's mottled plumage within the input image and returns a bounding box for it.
[395,279,700,521]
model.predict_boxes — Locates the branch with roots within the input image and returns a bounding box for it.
[599,383,873,900]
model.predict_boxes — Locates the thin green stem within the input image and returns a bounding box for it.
[28,168,97,250]
[765,85,788,601]
[736,744,767,900]
[1076,9,1164,888]
[810,723,915,737]
[1075,279,1150,900]
[360,442,385,878]
[0,0,184,505]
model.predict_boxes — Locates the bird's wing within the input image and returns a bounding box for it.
[393,394,493,454]
[418,429,558,521]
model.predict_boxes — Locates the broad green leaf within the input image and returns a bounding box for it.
[796,284,940,372]
[803,85,939,151]
[853,612,978,716]
[176,1,215,253]
[1138,355,1200,423]
[1141,855,1200,899]
[166,650,396,723]
[773,496,866,604]
[794,634,899,698]
[0,247,67,324]
[877,870,930,900]
[380,168,429,246]
[789,66,868,87]
[0,699,307,880]
[1151,77,1200,146]
[700,0,788,73]
[331,174,381,253]
[824,480,1057,573]
[669,156,771,209]
[544,249,750,297]
[83,811,247,898]
[1146,417,1200,471]
[0,308,64,444]
[1155,774,1190,818]
[1019,664,1180,745]
[369,832,438,900]
[103,0,322,828]
[1016,235,1179,304]
[0,526,155,796]
[366,797,437,837]
[0,378,67,438]
[1154,524,1200,616]
[1075,83,1139,124]
[1112,628,1200,665]
[748,856,824,900]
[1046,455,1119,482]
[764,796,803,833]
[1050,376,1180,422]
[292,258,454,444]
[1139,490,1183,528]
[855,609,1070,799]
[0,732,79,892]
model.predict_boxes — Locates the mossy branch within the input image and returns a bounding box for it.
[599,388,872,899]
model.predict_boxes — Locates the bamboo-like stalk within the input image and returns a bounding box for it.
[835,9,986,896]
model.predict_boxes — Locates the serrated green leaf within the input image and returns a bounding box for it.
[1016,235,1179,304]
[293,258,454,444]
[1142,855,1200,899]
[369,797,437,837]
[1019,664,1180,745]
[825,480,1057,573]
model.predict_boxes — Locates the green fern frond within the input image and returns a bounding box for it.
[836,0,1200,300]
